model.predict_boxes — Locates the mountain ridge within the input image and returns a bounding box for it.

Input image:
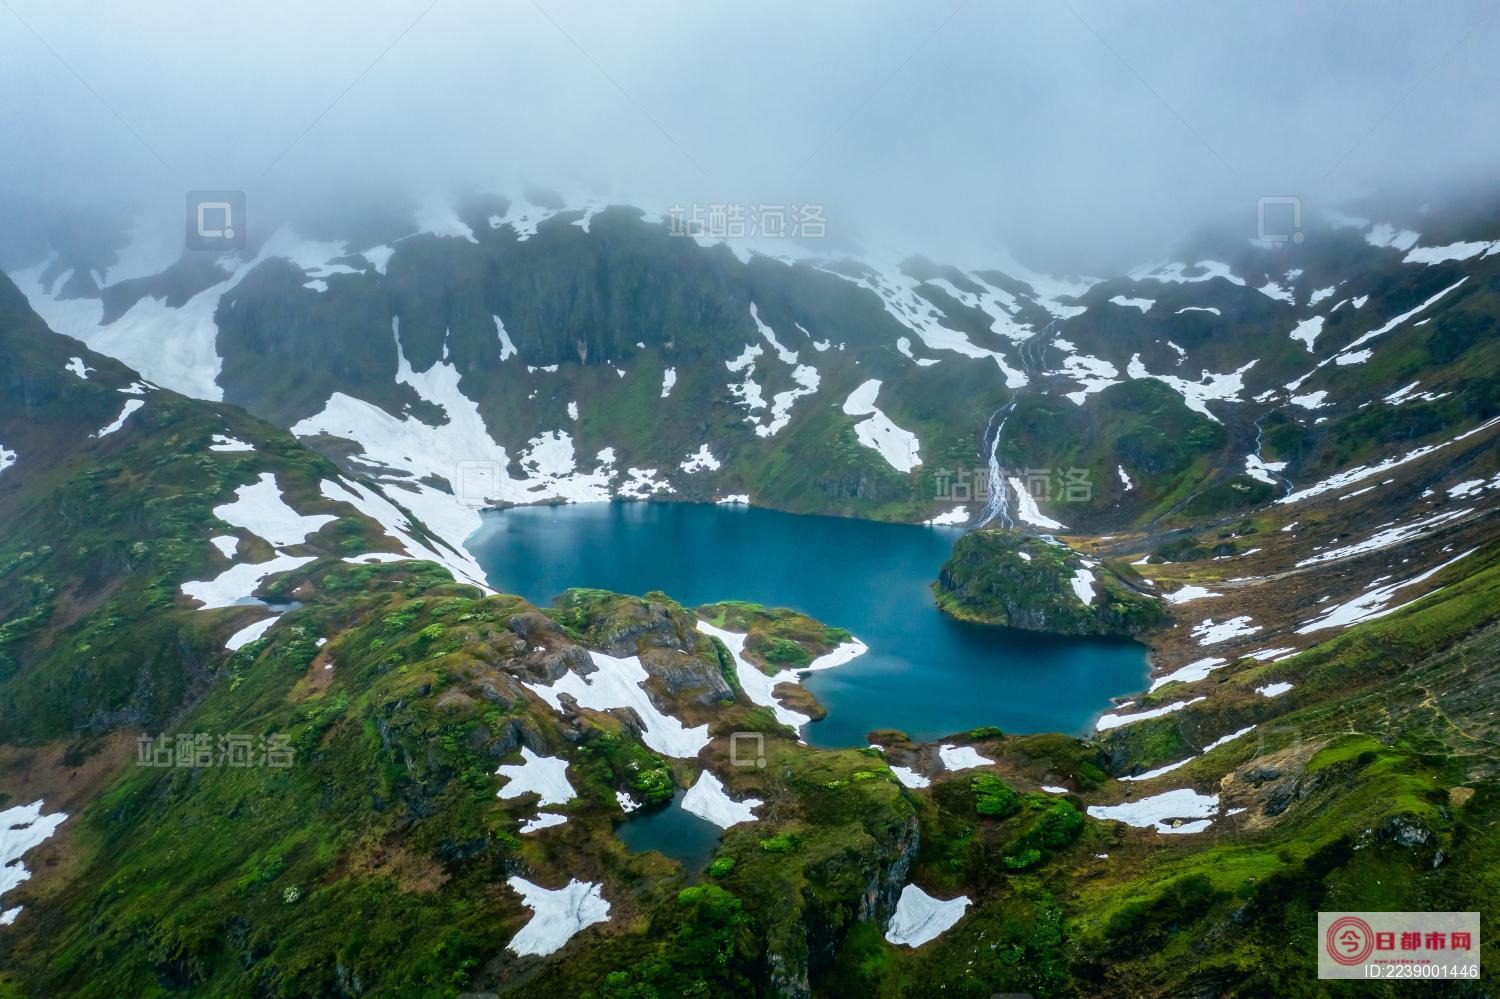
[1,196,1499,996]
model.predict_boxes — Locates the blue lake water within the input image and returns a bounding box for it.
[466,502,1149,748]
[612,790,722,873]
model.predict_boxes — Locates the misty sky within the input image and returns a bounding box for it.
[3,0,1498,272]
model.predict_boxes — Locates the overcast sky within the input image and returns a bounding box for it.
[3,0,1498,272]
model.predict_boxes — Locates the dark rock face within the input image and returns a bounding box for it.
[1381,814,1433,848]
[640,646,734,706]
[766,812,921,999]
[934,530,1164,637]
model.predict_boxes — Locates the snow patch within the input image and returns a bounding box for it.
[1288,316,1324,351]
[1058,351,1120,404]
[1118,757,1191,782]
[680,444,721,474]
[1384,381,1449,406]
[749,303,798,363]
[496,746,577,807]
[1278,416,1500,504]
[842,379,921,473]
[519,813,568,834]
[1365,224,1421,252]
[1149,657,1226,691]
[1192,616,1260,645]
[181,553,317,609]
[1296,507,1473,567]
[924,506,968,527]
[504,877,610,957]
[938,744,993,771]
[681,771,762,828]
[361,244,395,274]
[816,259,1029,386]
[209,434,253,452]
[93,399,144,437]
[525,650,710,758]
[1126,355,1255,422]
[320,477,488,587]
[1333,278,1467,361]
[616,467,676,499]
[214,473,335,547]
[494,316,518,361]
[1095,697,1206,731]
[1290,390,1329,409]
[225,615,279,651]
[1403,239,1500,265]
[1005,476,1066,529]
[0,799,69,927]
[1138,260,1244,286]
[884,884,970,947]
[697,619,865,733]
[1087,788,1219,834]
[891,766,930,789]
[1297,549,1475,633]
[1164,585,1220,605]
[1257,281,1294,304]
[1070,568,1096,605]
[1244,454,1288,486]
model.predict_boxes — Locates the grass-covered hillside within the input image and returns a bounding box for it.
[3,203,1500,997]
[934,531,1164,637]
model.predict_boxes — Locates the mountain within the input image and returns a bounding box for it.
[1,192,1499,997]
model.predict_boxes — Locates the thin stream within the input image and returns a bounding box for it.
[975,318,1058,529]
[976,402,1016,528]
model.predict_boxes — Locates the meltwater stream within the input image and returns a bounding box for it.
[466,502,1148,748]
[976,401,1016,528]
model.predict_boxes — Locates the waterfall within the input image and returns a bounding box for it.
[976,400,1016,528]
[973,317,1056,529]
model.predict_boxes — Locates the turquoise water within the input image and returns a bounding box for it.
[467,502,1149,748]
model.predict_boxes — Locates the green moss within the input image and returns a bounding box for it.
[1004,848,1042,869]
[935,531,1164,636]
[973,774,1021,817]
[759,833,799,854]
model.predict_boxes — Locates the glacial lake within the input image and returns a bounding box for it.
[612,789,722,873]
[467,502,1149,748]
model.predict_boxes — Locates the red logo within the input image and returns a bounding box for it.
[1326,916,1376,965]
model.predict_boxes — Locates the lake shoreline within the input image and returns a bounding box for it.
[466,502,1150,747]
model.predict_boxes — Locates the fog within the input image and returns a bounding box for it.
[3,0,1498,274]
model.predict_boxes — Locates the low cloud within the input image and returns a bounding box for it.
[2,0,1498,273]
